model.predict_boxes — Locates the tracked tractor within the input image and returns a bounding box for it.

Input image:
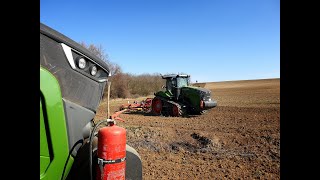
[40,23,142,180]
[151,74,217,116]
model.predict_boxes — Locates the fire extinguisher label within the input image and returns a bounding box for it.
[98,157,126,165]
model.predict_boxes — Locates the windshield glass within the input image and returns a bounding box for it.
[176,77,189,88]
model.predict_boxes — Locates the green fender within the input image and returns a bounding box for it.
[154,90,173,99]
[40,67,73,180]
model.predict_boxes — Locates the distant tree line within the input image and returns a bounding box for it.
[109,72,165,99]
[80,42,165,99]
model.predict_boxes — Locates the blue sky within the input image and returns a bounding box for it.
[40,0,279,82]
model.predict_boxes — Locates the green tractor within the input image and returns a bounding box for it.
[40,23,142,180]
[151,74,217,116]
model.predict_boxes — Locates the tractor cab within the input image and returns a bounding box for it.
[162,74,190,100]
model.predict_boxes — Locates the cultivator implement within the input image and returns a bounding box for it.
[119,98,153,113]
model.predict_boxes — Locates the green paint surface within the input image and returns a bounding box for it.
[40,67,73,180]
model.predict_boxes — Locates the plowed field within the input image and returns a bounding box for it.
[96,78,280,179]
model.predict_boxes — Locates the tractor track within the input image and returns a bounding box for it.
[154,96,186,117]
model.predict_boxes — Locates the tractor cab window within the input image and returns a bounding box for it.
[166,78,173,91]
[176,77,189,88]
[172,78,177,87]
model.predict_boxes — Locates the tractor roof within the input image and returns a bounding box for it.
[161,74,190,79]
[40,23,110,73]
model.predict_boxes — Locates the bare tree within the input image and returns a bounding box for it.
[79,42,121,76]
[79,42,164,99]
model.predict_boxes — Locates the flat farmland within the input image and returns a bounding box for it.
[96,78,280,179]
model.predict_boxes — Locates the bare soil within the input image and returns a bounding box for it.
[96,78,280,179]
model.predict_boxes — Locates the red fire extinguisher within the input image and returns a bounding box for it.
[96,123,126,180]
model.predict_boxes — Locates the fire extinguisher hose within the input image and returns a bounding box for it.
[60,139,84,180]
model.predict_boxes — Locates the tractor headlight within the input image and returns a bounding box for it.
[77,57,86,69]
[90,65,97,76]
